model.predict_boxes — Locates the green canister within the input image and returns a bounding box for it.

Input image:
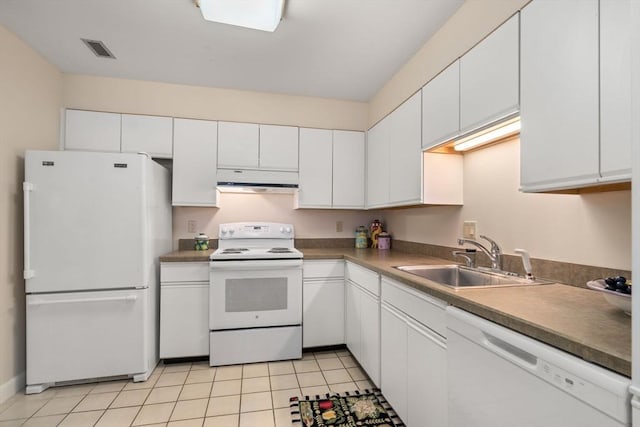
[194,233,209,251]
[355,226,368,249]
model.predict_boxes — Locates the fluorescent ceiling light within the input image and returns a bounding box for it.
[454,118,521,152]
[198,0,285,32]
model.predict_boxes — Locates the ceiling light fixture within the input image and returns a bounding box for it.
[453,117,521,152]
[196,0,285,32]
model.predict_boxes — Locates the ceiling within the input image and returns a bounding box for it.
[0,0,464,102]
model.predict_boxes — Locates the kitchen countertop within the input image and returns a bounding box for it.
[160,247,631,377]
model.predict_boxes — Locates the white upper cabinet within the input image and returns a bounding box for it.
[333,130,365,209]
[172,118,218,207]
[421,61,460,150]
[520,0,630,192]
[520,0,600,192]
[600,0,632,182]
[64,110,121,153]
[297,128,333,208]
[389,92,422,205]
[259,124,299,171]
[366,118,390,208]
[460,14,520,132]
[121,114,173,158]
[217,122,259,169]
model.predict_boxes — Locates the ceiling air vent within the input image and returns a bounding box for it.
[81,39,116,59]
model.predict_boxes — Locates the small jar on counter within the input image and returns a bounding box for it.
[355,226,368,249]
[377,232,391,250]
[194,233,209,251]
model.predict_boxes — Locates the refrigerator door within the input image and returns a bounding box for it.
[24,151,147,293]
[26,289,147,385]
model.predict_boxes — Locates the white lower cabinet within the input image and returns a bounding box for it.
[160,262,209,358]
[303,260,345,348]
[407,318,447,427]
[380,276,447,427]
[345,262,380,386]
[381,303,408,422]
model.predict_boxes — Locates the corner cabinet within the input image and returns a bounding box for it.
[520,0,631,192]
[297,129,364,209]
[345,262,380,386]
[421,61,460,150]
[302,260,345,348]
[367,92,422,209]
[380,276,448,427]
[172,118,218,207]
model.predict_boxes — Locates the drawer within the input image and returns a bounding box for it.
[381,276,447,337]
[346,261,379,296]
[303,260,344,279]
[161,262,209,283]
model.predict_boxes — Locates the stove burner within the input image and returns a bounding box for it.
[268,248,293,253]
[223,248,249,252]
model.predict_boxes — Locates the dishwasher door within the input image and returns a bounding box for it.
[446,307,631,427]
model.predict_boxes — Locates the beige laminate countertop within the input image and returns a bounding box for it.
[160,248,631,377]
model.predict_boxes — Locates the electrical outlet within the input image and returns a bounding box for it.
[187,220,197,234]
[463,221,477,239]
[336,221,343,233]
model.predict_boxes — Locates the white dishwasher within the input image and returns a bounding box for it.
[447,306,630,427]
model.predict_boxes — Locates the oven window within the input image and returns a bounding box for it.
[225,278,288,312]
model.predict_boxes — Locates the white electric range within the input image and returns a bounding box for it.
[209,222,303,366]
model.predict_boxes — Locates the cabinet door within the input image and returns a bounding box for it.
[460,13,519,132]
[172,118,218,207]
[407,320,447,427]
[303,279,345,348]
[218,122,259,168]
[366,118,390,208]
[333,130,365,209]
[381,304,408,423]
[421,61,460,149]
[600,0,632,181]
[64,110,121,152]
[160,284,209,358]
[360,289,380,387]
[520,0,600,192]
[121,114,173,158]
[297,128,333,208]
[389,92,422,206]
[345,281,361,360]
[259,124,299,170]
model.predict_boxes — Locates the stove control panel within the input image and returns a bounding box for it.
[218,222,294,239]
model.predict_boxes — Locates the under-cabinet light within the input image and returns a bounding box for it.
[197,0,285,32]
[453,118,521,152]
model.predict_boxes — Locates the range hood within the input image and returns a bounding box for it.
[217,169,299,193]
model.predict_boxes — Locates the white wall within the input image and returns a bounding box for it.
[0,25,62,401]
[382,139,631,270]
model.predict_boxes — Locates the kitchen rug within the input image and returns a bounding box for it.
[290,388,404,427]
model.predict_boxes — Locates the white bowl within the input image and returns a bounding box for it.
[587,279,631,316]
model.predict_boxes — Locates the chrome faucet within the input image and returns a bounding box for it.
[452,250,476,268]
[457,235,503,271]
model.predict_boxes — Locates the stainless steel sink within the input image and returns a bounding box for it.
[394,264,549,289]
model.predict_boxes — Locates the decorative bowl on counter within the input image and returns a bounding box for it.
[587,279,631,316]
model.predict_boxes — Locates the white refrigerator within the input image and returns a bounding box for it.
[23,150,172,394]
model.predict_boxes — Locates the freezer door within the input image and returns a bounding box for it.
[24,151,147,293]
[26,289,147,385]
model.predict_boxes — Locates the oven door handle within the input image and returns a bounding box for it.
[210,259,303,271]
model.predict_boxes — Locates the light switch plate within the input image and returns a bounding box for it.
[463,221,477,240]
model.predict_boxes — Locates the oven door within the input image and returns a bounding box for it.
[210,259,302,330]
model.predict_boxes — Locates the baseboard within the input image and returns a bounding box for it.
[0,372,25,404]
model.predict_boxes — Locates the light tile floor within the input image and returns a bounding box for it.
[0,350,373,427]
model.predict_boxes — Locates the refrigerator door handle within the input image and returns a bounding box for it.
[27,295,138,306]
[23,182,35,279]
